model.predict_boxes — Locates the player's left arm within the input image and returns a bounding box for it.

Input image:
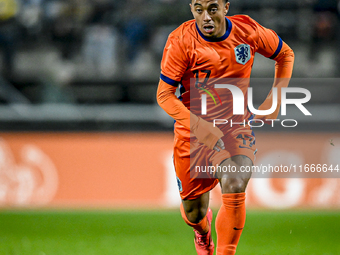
[253,22,295,121]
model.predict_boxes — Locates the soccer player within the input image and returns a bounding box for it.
[156,0,294,254]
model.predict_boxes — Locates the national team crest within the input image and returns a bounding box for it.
[234,44,251,65]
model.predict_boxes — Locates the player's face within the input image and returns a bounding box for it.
[190,0,229,38]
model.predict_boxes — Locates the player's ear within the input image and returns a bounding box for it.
[224,2,230,15]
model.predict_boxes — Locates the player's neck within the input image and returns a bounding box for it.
[215,18,227,38]
[196,17,232,42]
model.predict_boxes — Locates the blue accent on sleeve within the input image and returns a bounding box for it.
[160,73,179,87]
[270,36,283,59]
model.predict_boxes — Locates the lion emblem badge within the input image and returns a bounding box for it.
[235,44,251,65]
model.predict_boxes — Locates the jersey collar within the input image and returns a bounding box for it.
[196,17,232,42]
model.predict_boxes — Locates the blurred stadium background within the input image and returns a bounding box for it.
[0,0,340,254]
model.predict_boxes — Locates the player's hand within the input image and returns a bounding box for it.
[191,117,224,151]
[213,138,225,152]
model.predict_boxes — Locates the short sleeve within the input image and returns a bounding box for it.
[254,21,283,60]
[160,34,188,87]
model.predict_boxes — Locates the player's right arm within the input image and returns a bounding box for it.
[157,80,224,151]
[156,32,224,151]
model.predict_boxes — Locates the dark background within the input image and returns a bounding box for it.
[0,0,339,131]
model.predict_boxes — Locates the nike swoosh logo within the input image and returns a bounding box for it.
[233,227,243,230]
[196,60,209,66]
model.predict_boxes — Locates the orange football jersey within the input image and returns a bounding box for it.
[160,15,285,140]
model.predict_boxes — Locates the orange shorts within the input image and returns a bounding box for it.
[173,126,257,200]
